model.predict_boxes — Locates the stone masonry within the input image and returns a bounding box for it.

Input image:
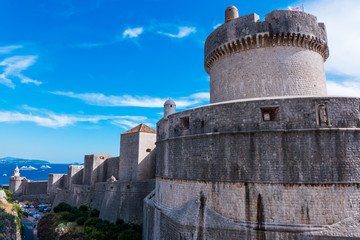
[143,6,360,240]
[9,123,157,224]
[8,5,360,240]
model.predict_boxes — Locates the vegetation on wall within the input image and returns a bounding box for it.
[38,202,141,240]
[0,188,14,203]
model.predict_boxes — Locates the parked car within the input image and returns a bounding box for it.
[44,207,51,212]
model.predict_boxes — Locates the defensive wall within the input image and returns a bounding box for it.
[156,97,360,184]
[143,97,360,239]
[9,124,157,224]
[143,6,360,240]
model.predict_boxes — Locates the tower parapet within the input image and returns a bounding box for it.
[205,9,329,103]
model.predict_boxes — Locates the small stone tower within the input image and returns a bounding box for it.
[9,166,24,195]
[205,9,329,103]
[225,6,239,22]
[13,166,20,177]
[163,98,176,118]
[119,124,156,181]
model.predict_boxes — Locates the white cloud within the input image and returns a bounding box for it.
[158,26,196,38]
[0,106,147,128]
[0,55,41,88]
[122,27,143,38]
[0,45,23,54]
[327,80,360,97]
[50,91,210,108]
[303,0,360,79]
[213,23,222,29]
[20,76,42,85]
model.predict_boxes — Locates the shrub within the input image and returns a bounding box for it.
[84,226,106,240]
[89,209,100,218]
[75,216,87,225]
[59,212,71,221]
[116,219,124,226]
[0,188,14,203]
[67,213,77,222]
[118,229,141,240]
[53,202,73,213]
[95,220,107,232]
[13,203,25,217]
[131,223,142,234]
[79,205,88,212]
[84,217,102,228]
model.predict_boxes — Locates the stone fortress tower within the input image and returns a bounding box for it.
[207,6,328,103]
[143,6,360,240]
[9,166,24,195]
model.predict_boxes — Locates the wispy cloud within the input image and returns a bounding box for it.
[304,0,360,80]
[0,45,23,54]
[20,76,42,85]
[0,55,41,88]
[158,26,196,38]
[50,91,210,108]
[76,27,144,48]
[76,23,198,48]
[76,42,109,48]
[213,23,222,29]
[122,27,143,38]
[327,80,360,97]
[0,105,148,129]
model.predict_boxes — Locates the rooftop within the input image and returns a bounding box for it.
[122,123,156,135]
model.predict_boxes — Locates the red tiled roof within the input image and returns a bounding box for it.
[122,123,156,135]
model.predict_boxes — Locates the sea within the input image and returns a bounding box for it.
[0,164,73,186]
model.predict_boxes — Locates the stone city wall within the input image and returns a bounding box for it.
[156,178,360,226]
[83,154,112,185]
[24,181,48,195]
[47,174,66,194]
[156,97,360,183]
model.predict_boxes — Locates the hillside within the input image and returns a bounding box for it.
[0,190,21,240]
[0,157,50,165]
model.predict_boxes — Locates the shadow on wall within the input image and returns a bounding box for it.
[137,147,156,181]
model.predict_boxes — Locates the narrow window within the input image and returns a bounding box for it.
[181,117,190,130]
[261,107,279,121]
[146,148,151,152]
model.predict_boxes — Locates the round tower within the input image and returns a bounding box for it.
[205,8,329,103]
[163,98,176,118]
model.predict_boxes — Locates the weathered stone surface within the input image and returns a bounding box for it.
[157,97,360,183]
[205,10,328,103]
[144,7,360,239]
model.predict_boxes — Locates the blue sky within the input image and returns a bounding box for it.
[1,0,359,163]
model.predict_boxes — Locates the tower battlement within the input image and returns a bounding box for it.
[205,10,328,71]
[205,8,329,103]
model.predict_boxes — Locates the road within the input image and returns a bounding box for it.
[22,218,35,240]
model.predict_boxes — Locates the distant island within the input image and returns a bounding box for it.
[0,157,50,164]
